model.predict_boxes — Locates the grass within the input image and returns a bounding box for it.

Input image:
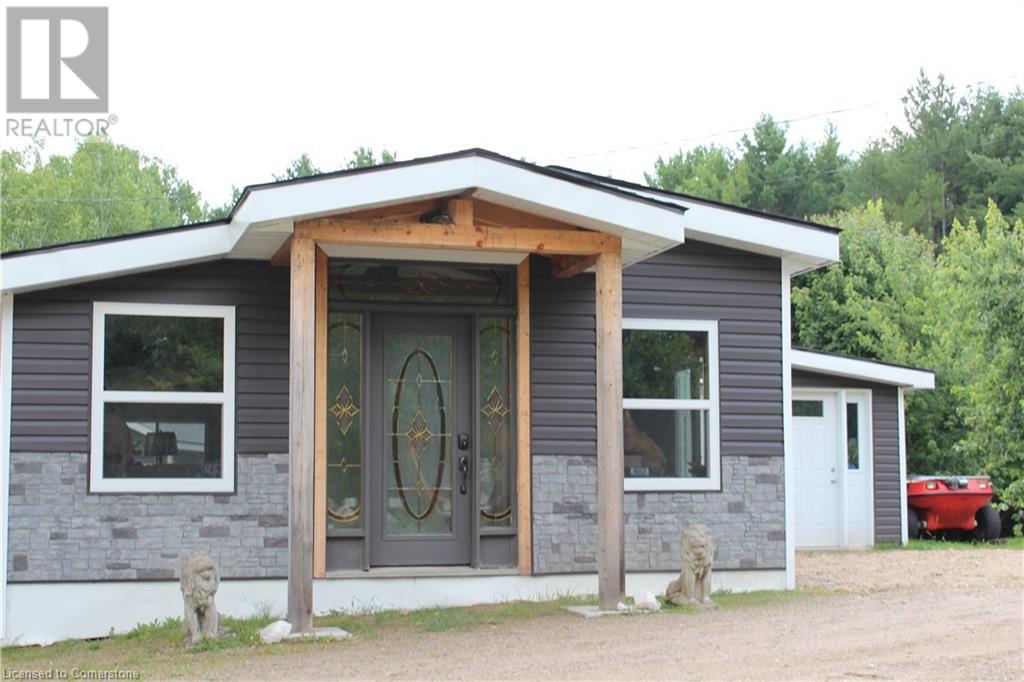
[0,588,830,679]
[873,536,1024,551]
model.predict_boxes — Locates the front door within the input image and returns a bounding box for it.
[369,315,473,566]
[793,395,840,547]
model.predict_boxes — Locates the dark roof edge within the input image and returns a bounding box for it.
[228,147,689,221]
[1,219,228,259]
[793,347,935,375]
[547,165,841,235]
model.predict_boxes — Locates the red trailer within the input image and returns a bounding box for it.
[907,476,1001,540]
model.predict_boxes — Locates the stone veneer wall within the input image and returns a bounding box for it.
[532,455,786,574]
[6,453,289,581]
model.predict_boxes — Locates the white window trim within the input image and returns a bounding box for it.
[90,302,236,494]
[622,318,721,492]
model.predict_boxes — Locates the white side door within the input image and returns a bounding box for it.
[793,394,840,548]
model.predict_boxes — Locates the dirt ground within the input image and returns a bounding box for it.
[197,547,1022,681]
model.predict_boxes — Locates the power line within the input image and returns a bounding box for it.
[543,73,1022,166]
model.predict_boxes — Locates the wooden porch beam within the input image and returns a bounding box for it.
[313,247,328,579]
[270,235,293,267]
[294,218,620,256]
[447,198,473,226]
[287,236,315,633]
[549,254,598,278]
[595,249,624,611]
[516,257,532,575]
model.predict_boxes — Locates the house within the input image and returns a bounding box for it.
[0,149,933,645]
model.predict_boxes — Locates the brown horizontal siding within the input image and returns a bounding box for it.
[10,260,289,454]
[529,256,597,456]
[529,242,784,459]
[624,242,784,458]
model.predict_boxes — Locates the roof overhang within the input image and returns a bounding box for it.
[548,167,840,274]
[792,349,935,391]
[1,150,687,294]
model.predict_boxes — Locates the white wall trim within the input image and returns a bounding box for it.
[780,270,796,589]
[898,388,909,545]
[792,349,935,390]
[0,293,14,641]
[3,569,786,645]
[89,302,236,494]
[622,318,721,492]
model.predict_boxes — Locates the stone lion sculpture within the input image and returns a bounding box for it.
[665,524,715,608]
[180,551,220,645]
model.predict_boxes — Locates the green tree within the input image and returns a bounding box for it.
[932,203,1024,518]
[1,137,205,252]
[791,203,965,475]
[207,147,398,220]
[647,116,848,219]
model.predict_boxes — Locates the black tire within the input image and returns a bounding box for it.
[973,504,1001,541]
[907,506,920,540]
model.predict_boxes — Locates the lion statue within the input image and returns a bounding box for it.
[180,551,220,645]
[665,524,715,608]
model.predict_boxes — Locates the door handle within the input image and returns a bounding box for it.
[458,456,470,495]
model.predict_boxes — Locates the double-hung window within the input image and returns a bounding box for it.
[90,302,236,493]
[623,319,720,491]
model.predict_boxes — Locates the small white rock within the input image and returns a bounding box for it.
[634,590,661,611]
[616,602,630,612]
[259,619,292,644]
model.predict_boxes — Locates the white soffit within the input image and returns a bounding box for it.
[228,155,685,265]
[550,173,840,269]
[0,223,232,294]
[792,349,936,391]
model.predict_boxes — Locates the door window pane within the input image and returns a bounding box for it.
[385,332,454,536]
[327,313,363,528]
[104,314,223,391]
[846,402,860,470]
[624,409,709,478]
[103,403,222,478]
[623,329,708,400]
[793,400,824,417]
[479,317,513,527]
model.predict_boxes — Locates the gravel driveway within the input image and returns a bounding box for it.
[207,548,1022,681]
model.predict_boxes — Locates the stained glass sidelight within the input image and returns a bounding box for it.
[327,313,363,528]
[385,333,454,535]
[479,317,513,526]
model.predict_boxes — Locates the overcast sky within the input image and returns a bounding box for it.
[3,0,1022,207]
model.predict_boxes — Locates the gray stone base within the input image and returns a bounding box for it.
[7,452,289,581]
[532,454,786,573]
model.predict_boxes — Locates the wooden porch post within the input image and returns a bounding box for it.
[595,250,624,610]
[288,236,315,632]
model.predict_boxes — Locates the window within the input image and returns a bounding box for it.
[623,319,720,491]
[90,302,235,493]
[793,400,824,417]
[846,402,860,470]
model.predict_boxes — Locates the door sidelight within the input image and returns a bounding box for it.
[458,456,470,495]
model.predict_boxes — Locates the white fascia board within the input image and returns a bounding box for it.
[791,349,935,391]
[681,202,838,266]
[0,223,232,294]
[232,156,685,246]
[473,160,684,244]
[580,181,838,266]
